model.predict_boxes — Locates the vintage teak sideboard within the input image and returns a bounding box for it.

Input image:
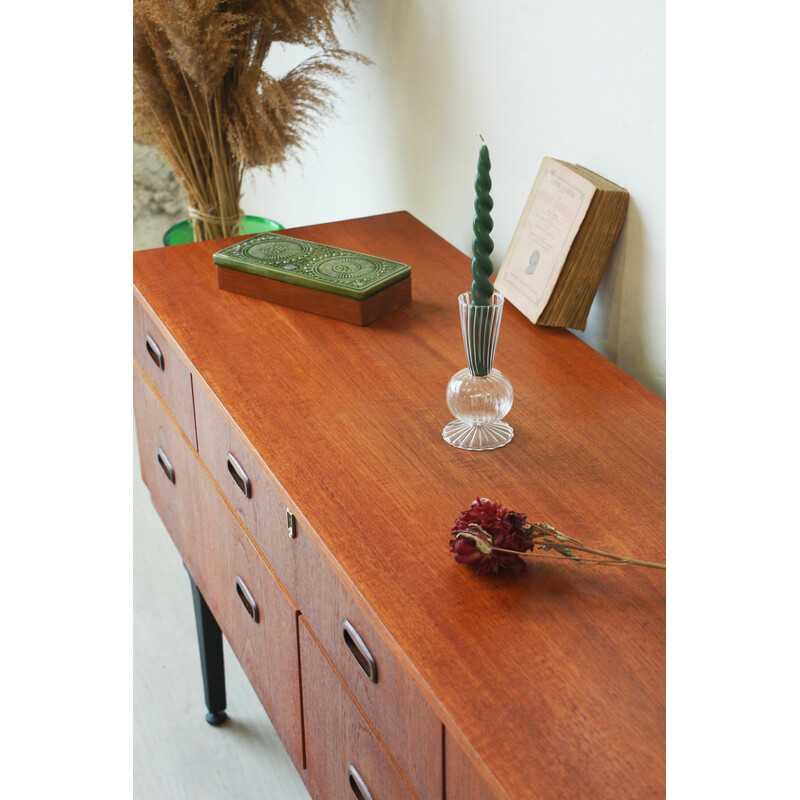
[133,212,666,799]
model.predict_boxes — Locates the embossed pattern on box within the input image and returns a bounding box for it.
[213,233,411,300]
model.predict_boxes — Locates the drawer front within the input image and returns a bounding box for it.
[193,381,302,599]
[293,523,442,800]
[133,294,197,449]
[188,483,304,775]
[299,618,416,800]
[134,365,194,554]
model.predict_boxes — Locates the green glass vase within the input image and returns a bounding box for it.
[163,215,283,246]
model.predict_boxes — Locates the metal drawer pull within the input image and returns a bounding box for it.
[235,577,259,623]
[145,335,165,370]
[342,620,378,683]
[347,765,374,800]
[156,447,175,484]
[226,452,252,498]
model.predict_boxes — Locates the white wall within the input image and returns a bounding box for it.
[242,0,665,397]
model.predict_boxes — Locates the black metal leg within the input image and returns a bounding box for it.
[187,569,228,725]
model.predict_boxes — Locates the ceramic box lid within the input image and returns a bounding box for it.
[213,233,411,300]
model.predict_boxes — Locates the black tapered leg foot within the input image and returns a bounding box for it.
[187,568,228,726]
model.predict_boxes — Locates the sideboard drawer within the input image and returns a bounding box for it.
[133,294,197,449]
[188,483,304,774]
[134,365,194,554]
[294,533,442,800]
[193,381,302,598]
[299,618,416,800]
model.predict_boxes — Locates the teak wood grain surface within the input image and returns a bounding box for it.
[133,211,665,799]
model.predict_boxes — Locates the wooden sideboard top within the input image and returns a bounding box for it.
[133,211,665,799]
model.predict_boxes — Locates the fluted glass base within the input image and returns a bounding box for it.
[442,419,514,450]
[442,365,514,451]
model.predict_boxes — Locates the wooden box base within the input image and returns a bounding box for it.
[217,267,412,326]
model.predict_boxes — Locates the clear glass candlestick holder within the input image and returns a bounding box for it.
[442,292,514,450]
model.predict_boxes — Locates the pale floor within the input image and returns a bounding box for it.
[133,422,313,799]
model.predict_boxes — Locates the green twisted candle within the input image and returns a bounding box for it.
[471,143,494,306]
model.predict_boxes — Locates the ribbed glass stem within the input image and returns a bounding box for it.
[444,291,513,450]
[458,291,504,377]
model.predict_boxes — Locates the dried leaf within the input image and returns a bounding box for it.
[456,529,493,555]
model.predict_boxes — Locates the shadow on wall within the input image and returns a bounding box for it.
[579,198,660,395]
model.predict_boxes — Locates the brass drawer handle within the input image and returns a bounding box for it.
[347,765,374,800]
[156,447,175,484]
[227,452,252,498]
[286,508,297,539]
[235,577,259,623]
[342,620,378,684]
[145,335,165,371]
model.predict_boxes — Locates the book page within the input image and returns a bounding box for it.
[494,157,596,323]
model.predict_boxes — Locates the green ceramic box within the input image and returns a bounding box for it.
[213,233,411,300]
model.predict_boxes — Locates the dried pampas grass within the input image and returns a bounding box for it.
[133,0,365,241]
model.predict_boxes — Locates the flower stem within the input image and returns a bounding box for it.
[491,544,665,570]
[524,523,665,569]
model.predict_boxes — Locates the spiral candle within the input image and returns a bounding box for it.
[471,143,494,306]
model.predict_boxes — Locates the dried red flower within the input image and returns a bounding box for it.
[449,497,534,575]
[449,497,666,576]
